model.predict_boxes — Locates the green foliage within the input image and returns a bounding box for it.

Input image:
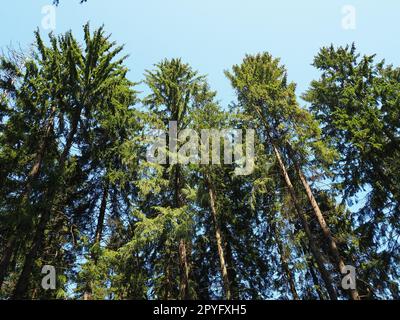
[304,44,400,298]
[0,28,398,300]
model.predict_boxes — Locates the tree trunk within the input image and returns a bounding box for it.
[178,239,190,300]
[173,165,191,300]
[163,248,173,300]
[300,240,326,300]
[294,161,360,300]
[22,105,57,199]
[307,255,326,300]
[254,106,337,299]
[0,235,16,289]
[94,186,109,246]
[270,141,337,299]
[223,239,239,300]
[207,178,232,300]
[271,222,299,300]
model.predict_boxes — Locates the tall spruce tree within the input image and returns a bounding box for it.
[0,24,138,299]
[304,44,400,298]
[226,53,360,299]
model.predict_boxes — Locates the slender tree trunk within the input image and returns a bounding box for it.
[23,105,57,197]
[207,179,232,300]
[293,160,360,300]
[13,108,81,299]
[178,238,190,300]
[253,106,337,299]
[270,141,337,300]
[163,249,173,300]
[224,240,239,300]
[173,165,191,300]
[299,240,326,300]
[0,235,16,289]
[94,186,109,246]
[271,222,299,300]
[83,292,91,301]
[307,256,326,300]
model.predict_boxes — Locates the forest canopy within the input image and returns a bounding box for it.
[0,24,399,300]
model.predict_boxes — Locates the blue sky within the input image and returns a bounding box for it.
[1,0,400,106]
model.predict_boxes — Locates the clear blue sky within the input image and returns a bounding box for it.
[1,0,400,106]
